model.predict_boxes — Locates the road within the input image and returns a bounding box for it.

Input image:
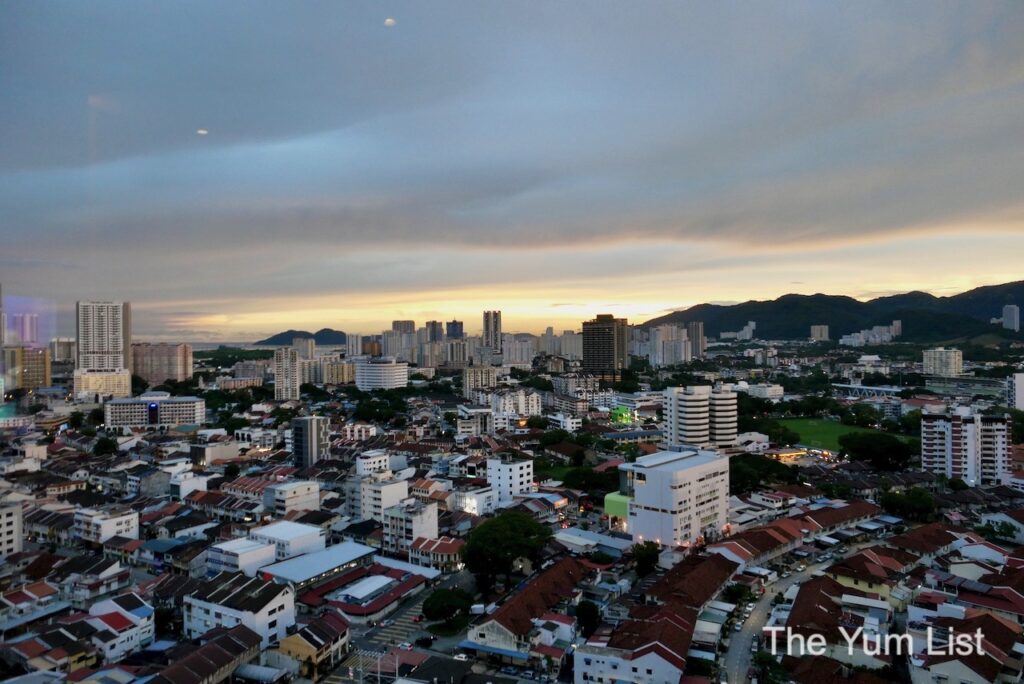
[721,540,877,683]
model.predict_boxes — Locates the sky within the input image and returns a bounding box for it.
[2,2,1024,341]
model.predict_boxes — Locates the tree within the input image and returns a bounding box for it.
[631,541,660,577]
[68,411,85,430]
[224,463,241,480]
[93,437,119,455]
[87,407,105,426]
[526,415,548,429]
[131,374,150,395]
[576,599,600,638]
[462,512,552,592]
[948,477,969,492]
[880,487,935,522]
[422,588,473,623]
[838,432,913,471]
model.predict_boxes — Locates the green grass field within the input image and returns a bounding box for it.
[779,418,912,452]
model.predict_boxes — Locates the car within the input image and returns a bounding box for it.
[453,654,469,661]
[398,642,413,651]
[380,619,394,627]
[781,571,791,578]
[522,673,536,680]
[795,564,806,572]
[719,672,729,684]
[500,666,519,675]
[734,623,742,632]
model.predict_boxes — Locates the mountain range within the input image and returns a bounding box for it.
[642,280,1024,342]
[255,328,347,345]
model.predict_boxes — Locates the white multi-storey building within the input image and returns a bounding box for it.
[103,392,205,428]
[262,481,320,515]
[274,348,300,400]
[1009,373,1024,411]
[354,449,391,475]
[488,388,542,417]
[184,573,295,648]
[463,366,498,399]
[77,301,131,371]
[1004,304,1021,332]
[648,324,690,368]
[354,357,408,390]
[382,500,439,555]
[487,455,534,506]
[921,407,1011,486]
[293,336,316,360]
[483,310,502,354]
[449,486,495,516]
[249,521,327,561]
[922,347,963,378]
[810,324,830,341]
[74,507,140,544]
[619,448,730,547]
[662,385,737,449]
[206,538,277,576]
[88,594,156,663]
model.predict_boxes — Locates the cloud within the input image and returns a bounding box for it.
[2,2,1023,336]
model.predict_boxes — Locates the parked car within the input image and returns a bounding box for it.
[734,623,742,632]
[454,654,469,661]
[398,642,413,651]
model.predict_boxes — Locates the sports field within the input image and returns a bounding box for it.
[779,418,912,453]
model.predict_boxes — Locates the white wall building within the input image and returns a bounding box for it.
[619,448,730,547]
[292,416,330,468]
[354,357,408,390]
[74,507,140,544]
[662,385,737,449]
[922,407,1011,486]
[261,481,321,515]
[274,348,300,401]
[184,573,295,648]
[382,500,439,555]
[206,538,277,576]
[0,503,23,558]
[487,455,534,507]
[249,521,327,561]
[462,366,498,399]
[104,392,205,428]
[922,347,963,378]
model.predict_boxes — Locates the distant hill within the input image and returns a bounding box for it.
[255,328,347,345]
[642,280,1024,342]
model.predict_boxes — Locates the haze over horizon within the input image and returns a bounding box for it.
[4,2,1024,340]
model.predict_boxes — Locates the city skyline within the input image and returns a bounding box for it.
[4,2,1024,340]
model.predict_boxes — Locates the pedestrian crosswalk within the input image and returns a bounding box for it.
[364,598,427,648]
[325,649,387,683]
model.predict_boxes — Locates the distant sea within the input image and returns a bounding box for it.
[189,342,274,351]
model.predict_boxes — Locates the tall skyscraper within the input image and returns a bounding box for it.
[582,314,628,378]
[810,325,830,342]
[686,321,706,360]
[76,301,131,371]
[74,300,132,399]
[392,320,416,334]
[292,415,330,468]
[274,348,300,400]
[446,320,464,339]
[293,336,316,360]
[1003,304,1021,332]
[483,311,502,354]
[425,320,444,343]
[923,347,963,377]
[648,324,690,367]
[131,343,193,385]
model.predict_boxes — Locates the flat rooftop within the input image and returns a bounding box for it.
[213,538,272,555]
[250,520,323,541]
[260,541,375,583]
[620,449,723,471]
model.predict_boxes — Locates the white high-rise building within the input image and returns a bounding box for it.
[354,357,408,390]
[619,448,730,547]
[648,324,690,368]
[558,330,582,360]
[346,333,362,357]
[75,301,132,399]
[1004,304,1021,332]
[921,407,1011,486]
[76,301,131,371]
[383,500,439,555]
[1009,373,1024,411]
[663,385,737,449]
[810,325,830,342]
[293,337,316,360]
[487,455,534,506]
[292,416,330,468]
[923,347,963,378]
[463,366,498,399]
[274,348,300,400]
[483,311,502,354]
